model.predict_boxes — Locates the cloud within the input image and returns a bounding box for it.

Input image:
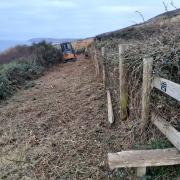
[41,0,78,8]
[98,5,150,13]
[0,0,180,40]
[0,0,78,10]
[0,0,78,25]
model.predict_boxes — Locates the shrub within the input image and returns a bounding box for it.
[0,41,63,66]
[2,62,32,84]
[0,73,12,99]
[0,41,62,100]
[0,61,43,100]
[32,41,62,66]
[75,47,86,54]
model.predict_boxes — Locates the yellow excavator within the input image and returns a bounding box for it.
[60,42,77,62]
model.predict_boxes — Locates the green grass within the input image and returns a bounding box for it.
[146,165,180,180]
[134,138,173,150]
[113,138,179,179]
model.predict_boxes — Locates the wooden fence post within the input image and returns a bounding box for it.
[101,47,105,57]
[119,44,129,120]
[141,57,153,130]
[107,90,114,124]
[137,167,146,178]
[94,48,100,77]
[101,47,106,87]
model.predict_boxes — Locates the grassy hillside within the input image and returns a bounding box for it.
[96,8,180,41]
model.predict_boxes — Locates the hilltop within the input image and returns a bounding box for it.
[96,8,180,40]
[28,38,78,44]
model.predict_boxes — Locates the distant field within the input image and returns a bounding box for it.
[72,38,94,51]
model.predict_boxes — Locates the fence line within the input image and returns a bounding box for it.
[92,43,180,178]
[101,47,114,125]
[93,46,100,77]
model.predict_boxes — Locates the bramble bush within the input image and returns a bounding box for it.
[0,41,62,100]
[32,41,62,66]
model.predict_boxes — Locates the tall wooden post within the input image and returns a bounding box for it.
[107,90,114,124]
[101,47,106,87]
[101,47,105,57]
[94,48,100,77]
[141,57,153,130]
[119,44,129,120]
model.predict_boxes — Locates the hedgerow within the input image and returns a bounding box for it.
[0,41,62,100]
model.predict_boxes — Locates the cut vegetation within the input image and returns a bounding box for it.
[0,56,116,179]
[0,8,180,180]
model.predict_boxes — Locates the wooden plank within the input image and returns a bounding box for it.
[152,114,180,151]
[137,167,146,177]
[153,77,180,101]
[141,57,153,129]
[119,44,129,120]
[108,148,180,170]
[107,90,114,124]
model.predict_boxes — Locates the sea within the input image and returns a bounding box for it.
[0,40,31,53]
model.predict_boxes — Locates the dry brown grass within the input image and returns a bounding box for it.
[0,55,131,179]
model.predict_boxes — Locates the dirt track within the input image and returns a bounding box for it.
[0,56,126,179]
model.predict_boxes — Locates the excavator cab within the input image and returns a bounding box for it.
[60,42,76,62]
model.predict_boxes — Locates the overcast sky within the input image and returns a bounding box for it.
[0,0,180,40]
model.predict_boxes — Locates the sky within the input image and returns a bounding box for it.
[0,0,180,41]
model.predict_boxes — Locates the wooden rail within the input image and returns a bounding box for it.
[151,114,180,151]
[108,148,180,177]
[108,148,180,169]
[153,77,180,101]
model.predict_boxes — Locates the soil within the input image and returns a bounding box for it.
[0,55,125,180]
